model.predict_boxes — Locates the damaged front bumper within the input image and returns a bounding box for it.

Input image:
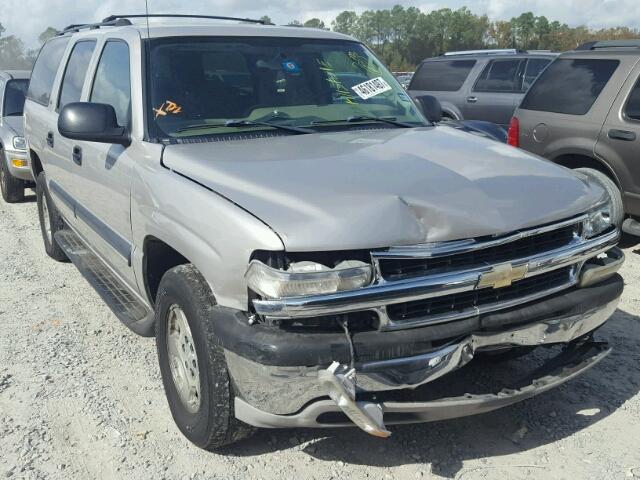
[226,277,622,434]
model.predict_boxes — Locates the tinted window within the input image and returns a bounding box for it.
[625,77,640,121]
[521,59,619,115]
[3,79,29,116]
[522,58,551,91]
[58,41,96,110]
[90,41,131,127]
[410,60,476,91]
[27,37,70,106]
[474,59,522,92]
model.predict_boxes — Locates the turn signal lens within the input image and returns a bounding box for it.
[11,159,28,168]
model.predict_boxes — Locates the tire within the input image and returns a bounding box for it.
[576,168,624,228]
[155,264,255,450]
[36,172,68,262]
[0,153,25,203]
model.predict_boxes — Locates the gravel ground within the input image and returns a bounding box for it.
[1,193,639,480]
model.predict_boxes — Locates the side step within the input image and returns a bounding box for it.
[55,229,154,336]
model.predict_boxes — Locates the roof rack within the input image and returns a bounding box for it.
[577,40,640,50]
[59,18,132,35]
[442,48,526,56]
[102,14,272,26]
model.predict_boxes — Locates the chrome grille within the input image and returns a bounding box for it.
[387,267,573,322]
[378,224,577,281]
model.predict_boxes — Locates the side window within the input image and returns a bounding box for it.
[409,60,476,92]
[90,41,131,127]
[625,78,640,121]
[474,59,523,93]
[58,40,97,111]
[27,37,70,106]
[522,58,551,91]
[520,59,619,115]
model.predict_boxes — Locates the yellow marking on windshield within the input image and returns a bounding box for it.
[154,100,183,119]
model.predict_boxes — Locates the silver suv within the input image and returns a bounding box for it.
[408,49,556,127]
[0,70,31,203]
[24,15,624,450]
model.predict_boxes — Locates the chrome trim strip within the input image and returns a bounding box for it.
[252,228,619,324]
[372,215,586,260]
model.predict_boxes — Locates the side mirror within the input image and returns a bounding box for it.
[58,102,130,146]
[416,95,443,124]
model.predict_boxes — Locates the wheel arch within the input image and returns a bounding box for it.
[142,236,191,306]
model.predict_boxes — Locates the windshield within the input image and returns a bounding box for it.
[147,37,425,139]
[3,79,29,117]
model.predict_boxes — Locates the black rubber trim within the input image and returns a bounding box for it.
[211,274,623,367]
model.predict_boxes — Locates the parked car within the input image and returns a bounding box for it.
[24,15,623,450]
[510,40,640,234]
[394,72,413,89]
[408,49,557,127]
[0,70,31,203]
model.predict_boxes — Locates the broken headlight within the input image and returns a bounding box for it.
[245,259,373,299]
[583,196,613,239]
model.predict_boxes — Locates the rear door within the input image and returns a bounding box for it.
[408,58,478,119]
[48,39,97,221]
[70,38,137,286]
[594,58,640,216]
[463,57,524,126]
[23,37,71,214]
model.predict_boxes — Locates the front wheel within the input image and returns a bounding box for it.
[0,154,25,203]
[155,264,254,450]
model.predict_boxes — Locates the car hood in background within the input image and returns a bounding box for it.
[1,116,24,137]
[162,127,602,251]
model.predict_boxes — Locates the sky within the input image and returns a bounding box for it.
[1,0,636,47]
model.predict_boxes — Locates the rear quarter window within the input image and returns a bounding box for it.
[27,37,70,106]
[520,58,619,115]
[410,60,476,92]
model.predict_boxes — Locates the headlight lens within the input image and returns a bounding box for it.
[245,259,373,299]
[12,136,27,151]
[583,198,613,239]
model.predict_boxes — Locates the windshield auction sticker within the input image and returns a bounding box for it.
[351,77,392,100]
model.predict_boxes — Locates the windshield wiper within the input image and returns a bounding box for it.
[312,116,418,128]
[176,120,314,135]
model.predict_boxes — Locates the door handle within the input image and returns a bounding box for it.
[608,129,636,142]
[72,146,82,166]
[466,96,478,103]
[46,131,54,148]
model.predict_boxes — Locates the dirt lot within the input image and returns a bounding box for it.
[0,194,639,480]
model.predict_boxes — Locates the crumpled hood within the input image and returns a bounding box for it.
[163,126,603,251]
[1,116,23,137]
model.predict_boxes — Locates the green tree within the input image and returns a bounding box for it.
[332,11,358,36]
[304,18,326,30]
[38,27,58,44]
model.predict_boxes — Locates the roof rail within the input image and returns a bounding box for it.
[442,48,525,56]
[102,14,272,26]
[577,40,640,50]
[59,18,132,35]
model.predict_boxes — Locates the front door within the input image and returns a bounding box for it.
[595,64,640,216]
[71,39,136,287]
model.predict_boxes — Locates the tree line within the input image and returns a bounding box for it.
[285,7,640,71]
[1,7,639,71]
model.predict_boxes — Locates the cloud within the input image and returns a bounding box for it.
[3,0,639,47]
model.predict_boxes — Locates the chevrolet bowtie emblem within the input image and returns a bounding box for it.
[477,263,529,289]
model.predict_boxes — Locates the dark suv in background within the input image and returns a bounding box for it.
[511,40,640,234]
[408,49,556,127]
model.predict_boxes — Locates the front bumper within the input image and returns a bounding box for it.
[3,149,32,182]
[224,273,623,431]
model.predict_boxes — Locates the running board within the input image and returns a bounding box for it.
[55,229,154,336]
